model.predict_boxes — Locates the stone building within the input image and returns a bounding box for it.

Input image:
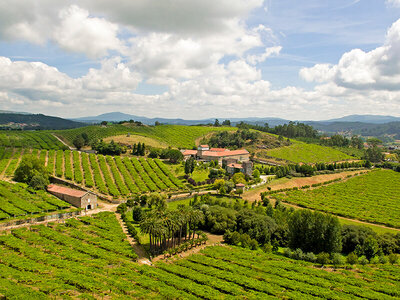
[47,184,97,210]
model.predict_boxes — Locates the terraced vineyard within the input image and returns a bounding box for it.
[1,218,399,299]
[273,169,400,228]
[56,124,235,149]
[0,181,73,221]
[0,149,184,197]
[0,131,67,150]
[260,140,353,164]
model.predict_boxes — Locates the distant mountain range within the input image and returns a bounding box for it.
[0,113,86,130]
[72,112,290,127]
[2,110,400,138]
[73,112,400,126]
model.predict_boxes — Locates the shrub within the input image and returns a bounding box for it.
[379,255,388,264]
[359,256,369,265]
[316,252,331,266]
[29,174,49,190]
[304,252,317,262]
[346,252,358,265]
[262,243,273,253]
[331,253,345,267]
[388,253,398,264]
[291,248,305,260]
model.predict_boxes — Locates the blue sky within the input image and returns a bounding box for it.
[0,0,400,120]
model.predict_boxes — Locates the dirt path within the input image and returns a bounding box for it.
[151,233,224,263]
[243,170,368,203]
[52,133,75,150]
[114,212,151,265]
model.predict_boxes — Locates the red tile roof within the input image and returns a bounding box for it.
[199,145,209,148]
[202,149,249,157]
[47,184,88,198]
[182,150,198,156]
[236,183,245,187]
[210,148,228,152]
[228,163,243,169]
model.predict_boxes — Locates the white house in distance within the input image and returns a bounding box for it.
[182,145,253,176]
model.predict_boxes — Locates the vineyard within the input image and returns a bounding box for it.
[273,169,400,228]
[1,216,399,299]
[259,141,353,164]
[0,149,184,197]
[0,131,67,150]
[0,181,72,221]
[56,124,235,149]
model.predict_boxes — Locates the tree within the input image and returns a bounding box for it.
[14,155,49,188]
[232,173,246,184]
[252,169,261,179]
[29,174,49,190]
[100,121,108,126]
[73,135,85,150]
[222,120,231,126]
[214,119,220,127]
[288,210,342,254]
[81,132,90,145]
[184,157,196,174]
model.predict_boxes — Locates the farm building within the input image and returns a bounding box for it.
[182,145,250,164]
[225,161,253,176]
[47,184,97,210]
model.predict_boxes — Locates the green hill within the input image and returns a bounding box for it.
[0,113,86,130]
[273,169,400,228]
[258,140,354,164]
[56,124,236,149]
[1,221,399,299]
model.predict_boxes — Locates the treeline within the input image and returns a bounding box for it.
[208,129,259,148]
[256,160,368,178]
[192,194,400,261]
[237,121,317,139]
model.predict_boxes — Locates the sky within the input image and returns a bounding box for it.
[0,0,400,120]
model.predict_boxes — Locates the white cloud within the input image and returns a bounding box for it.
[386,0,400,7]
[81,0,263,35]
[54,5,123,58]
[247,46,282,65]
[299,19,400,91]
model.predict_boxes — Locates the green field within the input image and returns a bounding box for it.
[0,181,73,222]
[1,214,399,299]
[0,149,185,197]
[273,169,400,228]
[56,124,235,149]
[261,141,353,164]
[0,131,67,150]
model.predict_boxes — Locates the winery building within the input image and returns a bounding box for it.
[47,184,97,210]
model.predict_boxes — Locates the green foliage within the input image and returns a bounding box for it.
[316,252,331,265]
[0,181,71,220]
[14,155,49,187]
[208,129,259,148]
[0,131,67,150]
[274,170,400,228]
[288,210,342,254]
[57,124,235,149]
[346,252,358,265]
[264,141,353,164]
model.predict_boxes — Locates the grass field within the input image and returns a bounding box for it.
[0,131,67,150]
[1,215,399,299]
[273,169,400,228]
[0,149,185,197]
[103,134,168,148]
[0,181,73,222]
[56,124,235,149]
[260,141,353,164]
